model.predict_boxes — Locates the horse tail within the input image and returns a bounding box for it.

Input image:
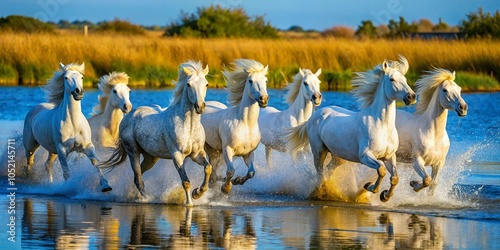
[99,140,128,171]
[284,122,309,154]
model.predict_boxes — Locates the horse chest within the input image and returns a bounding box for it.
[230,124,260,155]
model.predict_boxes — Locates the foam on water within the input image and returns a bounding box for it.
[0,119,496,218]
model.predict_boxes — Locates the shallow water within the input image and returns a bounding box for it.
[0,87,499,249]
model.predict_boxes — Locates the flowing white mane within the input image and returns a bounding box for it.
[223,59,268,106]
[170,60,205,107]
[351,56,409,108]
[91,72,130,116]
[284,69,313,105]
[43,63,85,105]
[415,68,455,114]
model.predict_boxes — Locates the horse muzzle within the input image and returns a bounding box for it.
[194,102,206,114]
[456,103,468,117]
[72,91,84,101]
[122,103,132,114]
[312,94,322,106]
[257,95,269,108]
[403,92,416,105]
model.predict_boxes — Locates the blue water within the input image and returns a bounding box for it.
[0,87,499,249]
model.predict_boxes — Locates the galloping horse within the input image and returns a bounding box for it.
[201,59,269,194]
[100,61,211,206]
[23,63,105,189]
[286,56,416,202]
[258,68,322,167]
[396,68,467,193]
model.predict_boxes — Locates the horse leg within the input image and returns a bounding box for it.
[380,156,398,202]
[360,151,386,193]
[23,138,39,176]
[45,153,57,182]
[140,152,159,174]
[205,145,223,187]
[83,143,111,192]
[172,151,193,206]
[429,163,444,195]
[311,144,328,180]
[191,150,212,199]
[56,145,70,181]
[410,157,431,192]
[128,149,146,196]
[232,151,256,185]
[221,147,236,194]
[265,145,272,168]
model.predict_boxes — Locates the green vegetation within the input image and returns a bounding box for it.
[459,8,500,39]
[163,5,279,38]
[0,15,55,33]
[94,19,146,36]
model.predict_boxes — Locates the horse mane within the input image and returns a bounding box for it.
[284,69,313,105]
[43,63,85,105]
[169,60,205,107]
[415,68,455,114]
[351,56,409,108]
[223,59,268,106]
[91,72,130,116]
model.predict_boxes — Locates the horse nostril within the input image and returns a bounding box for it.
[459,104,467,111]
[75,88,83,95]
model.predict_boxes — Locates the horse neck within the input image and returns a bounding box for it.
[101,99,124,137]
[368,81,396,126]
[421,90,448,137]
[60,92,83,122]
[288,91,314,124]
[237,88,260,127]
[177,88,200,125]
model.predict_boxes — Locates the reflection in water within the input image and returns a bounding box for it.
[14,196,497,249]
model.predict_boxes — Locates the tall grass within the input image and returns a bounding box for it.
[0,32,498,91]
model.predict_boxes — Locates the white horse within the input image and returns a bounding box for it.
[396,68,468,193]
[258,68,322,167]
[99,61,211,206]
[23,63,106,189]
[88,72,132,149]
[201,59,269,194]
[286,56,416,202]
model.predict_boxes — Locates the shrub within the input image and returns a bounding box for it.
[0,15,56,34]
[95,19,146,36]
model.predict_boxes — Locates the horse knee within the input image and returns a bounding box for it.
[377,165,386,177]
[182,181,191,190]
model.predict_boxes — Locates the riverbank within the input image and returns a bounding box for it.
[0,32,499,91]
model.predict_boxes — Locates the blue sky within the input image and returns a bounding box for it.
[0,0,497,30]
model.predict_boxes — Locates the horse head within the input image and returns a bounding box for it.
[299,68,322,106]
[439,72,468,117]
[60,62,85,101]
[244,66,269,108]
[111,83,132,113]
[183,65,209,114]
[381,59,416,105]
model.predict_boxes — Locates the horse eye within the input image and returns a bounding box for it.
[113,89,117,93]
[187,83,191,87]
[303,81,308,86]
[390,78,395,82]
[64,77,68,80]
[248,79,253,84]
[443,89,448,93]
[206,84,208,87]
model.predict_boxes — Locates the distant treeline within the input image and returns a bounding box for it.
[1,6,499,39]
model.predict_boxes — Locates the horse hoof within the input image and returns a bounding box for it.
[364,182,373,191]
[192,188,202,199]
[221,183,232,194]
[380,190,390,202]
[101,186,112,193]
[232,176,243,185]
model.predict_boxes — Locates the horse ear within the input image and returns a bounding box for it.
[299,68,305,77]
[203,65,209,75]
[315,68,322,77]
[80,62,85,71]
[182,66,192,76]
[243,68,249,74]
[264,65,269,73]
[382,60,389,72]
[452,71,456,79]
[59,62,65,70]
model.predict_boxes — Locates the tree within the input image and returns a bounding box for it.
[164,5,278,38]
[387,16,417,38]
[95,19,146,36]
[0,15,56,34]
[323,26,355,38]
[417,18,433,32]
[459,8,500,39]
[432,18,450,32]
[288,25,304,32]
[355,20,377,38]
